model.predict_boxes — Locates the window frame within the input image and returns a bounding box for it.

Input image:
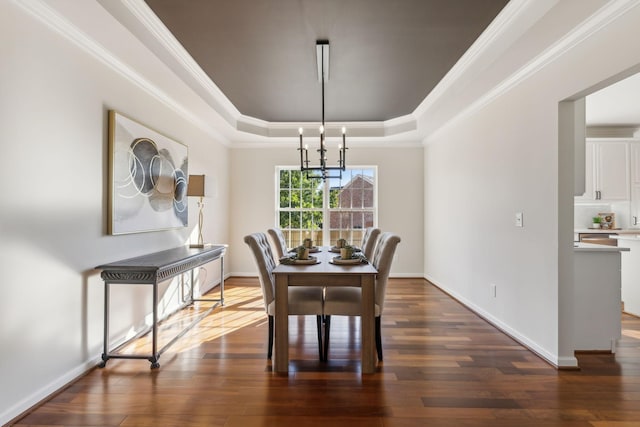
[275,166,378,247]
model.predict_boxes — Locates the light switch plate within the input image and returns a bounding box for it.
[515,212,524,227]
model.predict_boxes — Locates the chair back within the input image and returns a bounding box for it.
[361,227,381,259]
[267,228,288,259]
[243,233,276,312]
[371,232,401,314]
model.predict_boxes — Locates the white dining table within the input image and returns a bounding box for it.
[272,247,378,373]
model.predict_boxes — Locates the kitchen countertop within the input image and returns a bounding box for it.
[575,228,640,234]
[573,242,630,252]
[612,234,640,241]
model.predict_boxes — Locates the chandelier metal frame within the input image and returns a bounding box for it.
[298,40,347,181]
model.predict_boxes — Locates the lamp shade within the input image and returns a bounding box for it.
[187,175,205,197]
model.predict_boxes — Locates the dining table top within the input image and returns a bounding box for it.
[273,246,378,275]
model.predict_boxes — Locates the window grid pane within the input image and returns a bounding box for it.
[276,167,375,247]
[327,168,375,246]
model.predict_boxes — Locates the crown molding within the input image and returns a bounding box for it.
[103,0,420,141]
[424,0,640,143]
[15,0,231,145]
[28,0,625,148]
[232,139,424,150]
[413,0,544,119]
[384,114,418,136]
[235,114,416,140]
[116,0,241,127]
[25,0,526,144]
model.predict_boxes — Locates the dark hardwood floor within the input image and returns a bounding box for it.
[10,277,640,426]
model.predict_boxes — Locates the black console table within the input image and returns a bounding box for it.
[95,244,227,368]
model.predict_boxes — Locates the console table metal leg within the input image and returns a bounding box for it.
[190,269,195,302]
[99,282,110,368]
[190,255,224,305]
[220,255,225,305]
[150,282,160,369]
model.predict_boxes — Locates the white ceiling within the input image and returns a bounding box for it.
[586,72,640,129]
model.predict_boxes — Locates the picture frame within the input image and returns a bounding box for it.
[108,110,189,235]
[598,212,616,230]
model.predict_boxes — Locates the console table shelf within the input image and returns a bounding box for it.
[96,244,227,368]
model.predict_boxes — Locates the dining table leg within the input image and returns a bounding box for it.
[274,273,289,373]
[360,274,376,374]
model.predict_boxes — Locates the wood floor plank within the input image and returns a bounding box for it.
[10,278,640,427]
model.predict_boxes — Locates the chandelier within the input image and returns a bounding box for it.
[298,40,347,180]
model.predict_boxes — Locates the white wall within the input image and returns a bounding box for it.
[229,145,424,277]
[424,1,640,367]
[0,1,229,423]
[7,0,640,422]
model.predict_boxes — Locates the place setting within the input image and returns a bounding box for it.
[288,238,320,254]
[280,239,321,265]
[329,239,368,265]
[329,238,361,254]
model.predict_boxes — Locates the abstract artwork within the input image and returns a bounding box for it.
[108,110,188,235]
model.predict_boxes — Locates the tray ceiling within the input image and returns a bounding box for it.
[144,0,509,124]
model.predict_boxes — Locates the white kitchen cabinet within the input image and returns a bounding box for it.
[631,142,640,186]
[575,140,629,202]
[628,144,640,228]
[631,185,640,228]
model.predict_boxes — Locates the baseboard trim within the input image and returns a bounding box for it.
[1,358,101,426]
[423,274,579,369]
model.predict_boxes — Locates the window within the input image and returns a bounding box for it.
[276,167,377,247]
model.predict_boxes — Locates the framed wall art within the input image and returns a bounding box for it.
[108,110,188,235]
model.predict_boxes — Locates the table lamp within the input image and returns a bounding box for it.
[187,174,206,248]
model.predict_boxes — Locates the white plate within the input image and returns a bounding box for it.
[330,256,365,265]
[329,246,361,253]
[280,256,320,265]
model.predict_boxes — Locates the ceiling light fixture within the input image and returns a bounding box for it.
[298,40,347,180]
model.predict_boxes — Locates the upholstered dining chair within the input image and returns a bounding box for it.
[267,228,289,260]
[244,233,324,360]
[360,227,381,260]
[323,232,401,362]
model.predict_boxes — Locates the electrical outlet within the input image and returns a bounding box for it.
[515,212,524,227]
[490,284,497,298]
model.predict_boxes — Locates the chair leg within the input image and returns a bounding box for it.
[267,315,274,360]
[316,315,323,361]
[375,316,383,361]
[323,315,331,361]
